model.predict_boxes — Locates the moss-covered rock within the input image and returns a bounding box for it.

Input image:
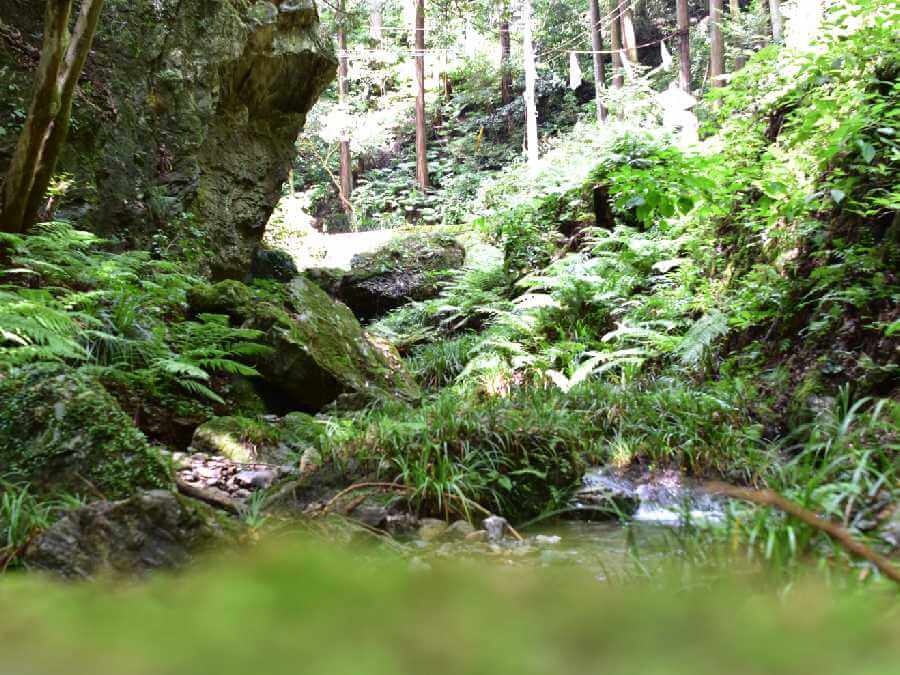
[0,364,170,499]
[0,0,337,279]
[191,412,320,464]
[25,489,236,579]
[337,233,466,321]
[187,278,420,411]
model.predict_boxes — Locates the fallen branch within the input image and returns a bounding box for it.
[176,478,240,515]
[706,481,900,584]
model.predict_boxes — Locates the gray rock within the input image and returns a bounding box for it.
[417,518,449,542]
[336,233,466,321]
[187,278,420,412]
[352,505,389,530]
[0,363,169,499]
[441,520,476,541]
[234,470,275,489]
[252,248,299,282]
[573,470,640,519]
[482,515,509,542]
[26,490,235,579]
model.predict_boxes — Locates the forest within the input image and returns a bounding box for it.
[0,0,898,671]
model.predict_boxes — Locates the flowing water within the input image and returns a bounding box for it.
[417,469,726,579]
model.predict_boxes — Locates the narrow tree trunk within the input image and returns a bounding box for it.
[610,0,623,89]
[522,0,539,167]
[1,0,71,233]
[500,10,512,105]
[24,0,105,227]
[621,5,638,64]
[369,0,383,43]
[769,0,783,42]
[337,0,353,212]
[588,0,607,122]
[709,0,724,87]
[676,0,691,93]
[730,0,746,70]
[414,0,428,189]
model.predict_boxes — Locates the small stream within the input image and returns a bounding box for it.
[412,468,726,578]
[527,469,725,577]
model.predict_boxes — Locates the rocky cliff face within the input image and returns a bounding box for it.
[0,0,336,278]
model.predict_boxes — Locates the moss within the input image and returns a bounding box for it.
[192,416,282,463]
[187,280,254,318]
[281,412,322,447]
[284,276,421,402]
[0,364,170,499]
[349,233,464,281]
[186,278,420,412]
[192,412,321,464]
[336,233,466,321]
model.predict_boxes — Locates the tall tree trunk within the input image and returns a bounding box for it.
[1,0,71,233]
[414,0,428,189]
[588,0,607,122]
[369,0,383,43]
[24,0,106,227]
[709,0,724,87]
[621,5,638,64]
[522,0,539,167]
[769,0,783,42]
[730,0,746,70]
[610,0,623,89]
[676,0,691,93]
[337,0,353,212]
[500,9,512,105]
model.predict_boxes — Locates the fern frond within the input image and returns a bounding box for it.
[676,310,729,367]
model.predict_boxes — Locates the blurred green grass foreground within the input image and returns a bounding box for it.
[0,539,898,675]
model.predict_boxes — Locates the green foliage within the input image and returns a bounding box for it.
[0,483,54,556]
[322,386,589,522]
[720,390,899,579]
[0,223,268,409]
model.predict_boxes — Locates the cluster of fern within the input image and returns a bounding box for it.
[0,222,268,406]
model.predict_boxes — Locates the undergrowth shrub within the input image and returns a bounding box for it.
[0,223,268,417]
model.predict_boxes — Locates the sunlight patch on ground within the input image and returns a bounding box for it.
[265,193,485,272]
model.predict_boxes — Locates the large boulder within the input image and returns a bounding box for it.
[25,490,234,578]
[336,233,466,321]
[0,364,170,499]
[188,277,420,411]
[0,0,336,279]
